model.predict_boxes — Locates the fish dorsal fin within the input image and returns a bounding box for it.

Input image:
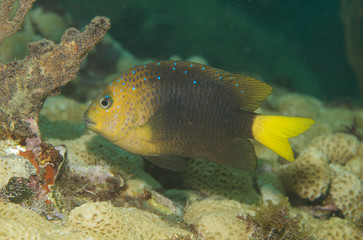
[217,73,272,111]
[203,138,257,171]
[143,155,188,171]
[171,61,272,111]
[134,100,180,142]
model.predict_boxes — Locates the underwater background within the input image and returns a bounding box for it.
[0,0,363,239]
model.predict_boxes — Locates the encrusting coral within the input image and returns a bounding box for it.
[0,200,193,240]
[184,198,254,240]
[183,158,260,204]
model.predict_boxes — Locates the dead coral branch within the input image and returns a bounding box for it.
[0,0,35,43]
[0,16,111,140]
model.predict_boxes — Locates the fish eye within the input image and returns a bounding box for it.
[99,95,113,109]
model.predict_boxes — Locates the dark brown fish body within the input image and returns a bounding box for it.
[84,61,314,171]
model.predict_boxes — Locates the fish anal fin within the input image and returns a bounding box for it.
[204,138,257,171]
[143,155,188,171]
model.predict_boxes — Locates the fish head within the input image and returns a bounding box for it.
[84,84,137,142]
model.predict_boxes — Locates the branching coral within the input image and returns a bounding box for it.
[0,0,35,43]
[0,0,110,209]
[0,15,110,140]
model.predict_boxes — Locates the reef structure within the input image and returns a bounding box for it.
[0,0,110,207]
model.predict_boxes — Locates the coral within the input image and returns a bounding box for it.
[311,217,362,240]
[0,1,110,214]
[67,201,192,239]
[310,133,359,165]
[238,198,313,240]
[328,165,363,221]
[183,158,260,204]
[279,147,331,201]
[0,0,35,43]
[0,200,192,239]
[345,155,363,181]
[184,198,254,240]
[0,16,110,140]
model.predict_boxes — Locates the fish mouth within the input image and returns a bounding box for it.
[84,117,96,129]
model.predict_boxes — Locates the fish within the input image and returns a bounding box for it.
[84,60,314,171]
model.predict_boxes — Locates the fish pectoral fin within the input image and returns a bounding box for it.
[135,100,180,142]
[204,138,257,171]
[142,155,188,171]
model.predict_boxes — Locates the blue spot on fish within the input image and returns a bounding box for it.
[193,81,197,84]
[202,67,205,70]
[236,84,238,86]
[174,62,177,65]
[109,83,112,85]
[172,67,176,70]
[157,62,160,65]
[144,78,146,81]
[132,87,136,90]
[133,71,135,74]
[185,71,187,74]
[190,64,193,67]
[158,76,161,80]
[122,83,125,85]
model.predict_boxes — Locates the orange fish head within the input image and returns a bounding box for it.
[84,85,136,142]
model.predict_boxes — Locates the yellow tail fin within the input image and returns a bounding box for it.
[252,115,314,161]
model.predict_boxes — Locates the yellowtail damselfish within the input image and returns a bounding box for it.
[84,61,314,171]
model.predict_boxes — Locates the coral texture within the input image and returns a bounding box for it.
[0,15,110,139]
[0,0,35,43]
[279,147,331,201]
[183,158,260,204]
[67,201,191,239]
[0,201,192,239]
[329,165,363,220]
[310,133,359,165]
[312,217,362,240]
[184,198,254,240]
